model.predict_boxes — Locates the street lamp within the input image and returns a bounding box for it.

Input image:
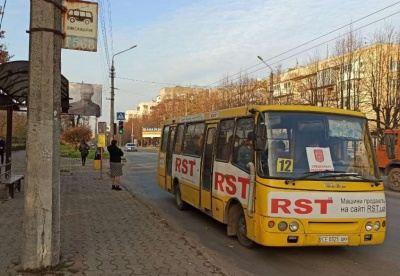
[257,55,274,105]
[110,44,137,140]
[129,114,134,143]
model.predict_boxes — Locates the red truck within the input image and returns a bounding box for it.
[376,129,400,191]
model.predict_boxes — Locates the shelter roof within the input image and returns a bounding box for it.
[0,60,69,112]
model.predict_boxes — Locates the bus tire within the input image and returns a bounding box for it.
[175,185,188,210]
[387,167,400,191]
[235,207,256,248]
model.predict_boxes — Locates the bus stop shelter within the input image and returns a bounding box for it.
[0,60,70,171]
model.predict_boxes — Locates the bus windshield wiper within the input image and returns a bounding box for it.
[284,170,347,185]
[318,172,382,186]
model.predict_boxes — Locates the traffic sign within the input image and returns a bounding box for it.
[116,112,125,120]
[62,0,98,52]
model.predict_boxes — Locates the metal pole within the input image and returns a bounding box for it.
[257,56,274,105]
[110,59,115,142]
[269,71,274,105]
[109,45,137,143]
[131,115,134,143]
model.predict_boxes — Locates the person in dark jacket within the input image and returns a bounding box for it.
[0,137,5,165]
[107,139,124,190]
[79,140,90,166]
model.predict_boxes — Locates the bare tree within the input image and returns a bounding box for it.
[331,27,365,111]
[362,24,400,138]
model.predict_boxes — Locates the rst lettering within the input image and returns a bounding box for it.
[271,198,333,215]
[175,157,195,176]
[214,172,250,199]
[226,175,236,195]
[294,199,313,214]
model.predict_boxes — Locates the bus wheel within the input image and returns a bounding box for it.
[235,208,256,248]
[175,185,188,210]
[388,167,400,191]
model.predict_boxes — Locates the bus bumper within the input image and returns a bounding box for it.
[254,231,385,247]
[253,216,386,247]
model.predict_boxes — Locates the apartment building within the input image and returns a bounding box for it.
[125,101,158,120]
[268,43,400,132]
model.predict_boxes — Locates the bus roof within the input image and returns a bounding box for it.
[162,105,366,126]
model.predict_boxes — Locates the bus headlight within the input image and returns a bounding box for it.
[289,222,299,232]
[365,221,373,231]
[278,221,288,231]
[374,221,381,231]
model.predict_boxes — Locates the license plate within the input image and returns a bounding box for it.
[319,236,348,243]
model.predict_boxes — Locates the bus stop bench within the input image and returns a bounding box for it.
[0,174,24,199]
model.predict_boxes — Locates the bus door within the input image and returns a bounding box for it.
[200,124,217,213]
[165,126,176,192]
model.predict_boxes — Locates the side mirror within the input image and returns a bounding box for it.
[384,134,396,159]
[254,125,267,151]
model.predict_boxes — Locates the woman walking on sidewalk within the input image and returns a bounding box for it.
[79,140,90,166]
[107,139,124,190]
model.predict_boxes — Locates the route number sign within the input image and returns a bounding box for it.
[62,0,98,52]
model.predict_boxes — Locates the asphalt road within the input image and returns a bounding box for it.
[123,148,400,276]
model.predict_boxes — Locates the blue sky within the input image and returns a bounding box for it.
[2,0,400,125]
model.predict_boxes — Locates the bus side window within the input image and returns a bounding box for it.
[174,124,184,154]
[232,118,255,171]
[216,119,235,162]
[161,126,169,152]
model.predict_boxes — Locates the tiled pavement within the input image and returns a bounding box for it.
[0,151,228,275]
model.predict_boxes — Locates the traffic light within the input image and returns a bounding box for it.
[113,123,117,135]
[118,121,124,134]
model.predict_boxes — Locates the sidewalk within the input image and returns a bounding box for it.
[0,152,227,275]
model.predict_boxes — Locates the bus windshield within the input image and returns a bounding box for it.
[258,111,379,181]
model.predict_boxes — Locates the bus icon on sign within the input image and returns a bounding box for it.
[67,9,93,25]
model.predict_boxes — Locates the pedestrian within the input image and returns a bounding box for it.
[107,139,124,191]
[79,139,90,166]
[0,137,5,165]
[235,131,254,171]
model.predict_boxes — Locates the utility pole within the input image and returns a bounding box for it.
[110,61,115,142]
[257,56,274,104]
[23,0,62,269]
[110,45,137,143]
[130,114,134,143]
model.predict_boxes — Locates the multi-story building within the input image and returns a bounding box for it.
[126,101,158,120]
[265,43,400,134]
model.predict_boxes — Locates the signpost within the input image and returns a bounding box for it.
[62,0,98,52]
[97,133,106,179]
[116,112,125,121]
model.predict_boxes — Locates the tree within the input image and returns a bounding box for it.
[0,7,13,64]
[362,24,400,139]
[61,126,92,149]
[331,27,365,110]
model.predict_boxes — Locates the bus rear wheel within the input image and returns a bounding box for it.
[388,167,400,191]
[175,185,188,210]
[235,208,256,248]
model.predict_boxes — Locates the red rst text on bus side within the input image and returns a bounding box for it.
[271,198,333,214]
[214,172,250,199]
[175,158,196,176]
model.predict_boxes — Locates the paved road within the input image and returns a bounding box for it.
[123,148,400,276]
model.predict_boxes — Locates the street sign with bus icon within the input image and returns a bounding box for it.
[62,0,98,52]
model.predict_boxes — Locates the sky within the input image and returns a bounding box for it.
[2,0,400,126]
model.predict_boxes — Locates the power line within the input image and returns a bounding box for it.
[0,0,7,30]
[116,77,193,87]
[106,0,114,56]
[119,7,400,92]
[205,1,400,88]
[218,9,400,87]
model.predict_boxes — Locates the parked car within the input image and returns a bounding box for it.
[124,143,138,152]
